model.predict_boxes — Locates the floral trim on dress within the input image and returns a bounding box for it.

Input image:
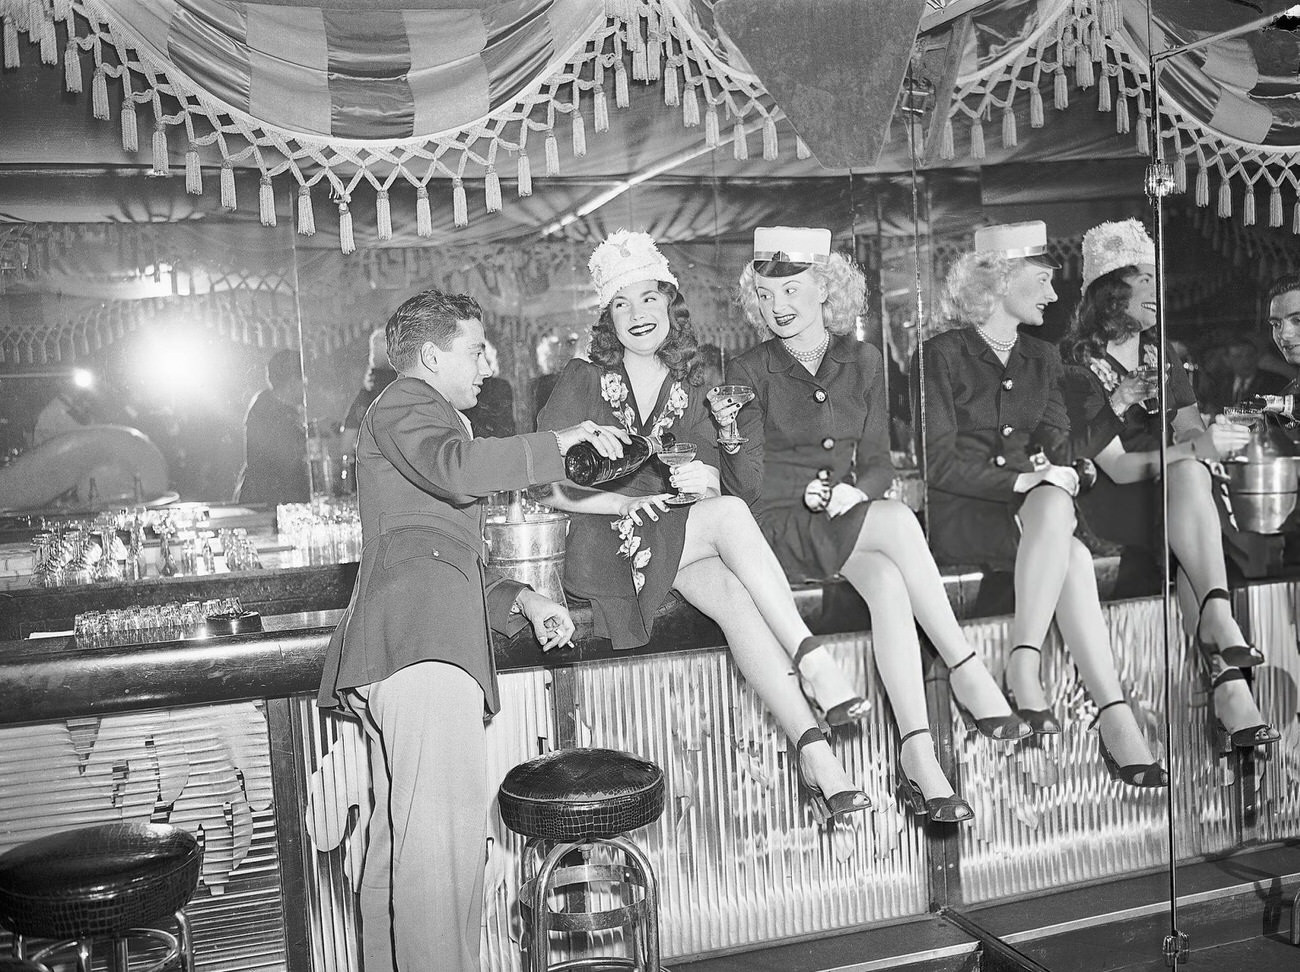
[600,368,689,594]
[1087,340,1159,394]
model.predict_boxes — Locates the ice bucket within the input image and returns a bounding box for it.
[485,502,569,605]
[1223,457,1299,533]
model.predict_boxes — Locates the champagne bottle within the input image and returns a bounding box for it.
[1251,394,1297,419]
[565,431,675,486]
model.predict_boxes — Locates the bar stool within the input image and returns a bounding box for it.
[499,748,665,972]
[0,822,201,972]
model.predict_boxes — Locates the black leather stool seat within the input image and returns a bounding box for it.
[499,748,664,841]
[0,823,201,940]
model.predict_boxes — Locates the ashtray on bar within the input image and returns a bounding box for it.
[204,610,263,636]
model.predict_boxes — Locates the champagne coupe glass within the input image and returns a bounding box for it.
[1131,364,1161,415]
[707,384,755,448]
[660,442,699,505]
[1221,404,1263,461]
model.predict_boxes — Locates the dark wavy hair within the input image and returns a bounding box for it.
[1062,265,1142,364]
[588,281,706,385]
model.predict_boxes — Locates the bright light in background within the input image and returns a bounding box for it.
[133,325,217,402]
[71,368,94,389]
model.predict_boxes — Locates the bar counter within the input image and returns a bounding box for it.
[0,566,1297,972]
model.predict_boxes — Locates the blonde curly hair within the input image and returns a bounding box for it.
[940,251,1016,327]
[736,251,866,336]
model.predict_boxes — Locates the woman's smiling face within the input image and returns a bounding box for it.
[609,280,671,356]
[1122,263,1158,330]
[752,268,826,339]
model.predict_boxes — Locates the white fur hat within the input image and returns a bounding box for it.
[1082,218,1155,290]
[588,230,678,308]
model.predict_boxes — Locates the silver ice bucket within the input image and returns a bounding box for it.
[1223,457,1300,533]
[485,506,569,605]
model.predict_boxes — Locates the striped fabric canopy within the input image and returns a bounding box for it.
[98,0,601,141]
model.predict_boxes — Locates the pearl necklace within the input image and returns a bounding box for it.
[782,332,830,362]
[974,324,1017,353]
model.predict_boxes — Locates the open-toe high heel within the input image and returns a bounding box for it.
[948,651,1031,741]
[1197,588,1264,668]
[1003,645,1062,735]
[794,727,871,823]
[1211,668,1281,749]
[793,635,870,728]
[894,728,974,824]
[1093,700,1168,788]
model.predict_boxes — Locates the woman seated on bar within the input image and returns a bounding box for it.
[923,220,1167,788]
[536,230,870,822]
[719,226,1030,825]
[1061,218,1277,751]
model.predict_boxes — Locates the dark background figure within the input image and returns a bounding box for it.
[342,328,400,444]
[233,347,309,505]
[463,340,516,438]
[1219,334,1286,407]
[695,342,725,391]
[529,329,581,428]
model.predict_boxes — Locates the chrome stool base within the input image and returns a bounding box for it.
[16,909,193,972]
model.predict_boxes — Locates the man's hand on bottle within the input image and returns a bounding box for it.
[554,421,630,457]
[515,589,576,651]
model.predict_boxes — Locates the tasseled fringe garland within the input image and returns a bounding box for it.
[1099,0,1119,36]
[1061,29,1076,68]
[970,117,985,159]
[1002,107,1017,148]
[121,98,138,152]
[1115,91,1129,132]
[1270,187,1283,228]
[54,0,71,22]
[571,111,586,157]
[185,144,201,194]
[416,186,433,237]
[1293,201,1300,235]
[1055,69,1069,110]
[453,179,468,227]
[1218,179,1232,218]
[64,39,81,92]
[1195,164,1209,207]
[484,166,502,212]
[1134,114,1148,156]
[3,17,18,69]
[220,161,236,210]
[338,202,355,254]
[39,14,54,63]
[683,85,700,127]
[1076,53,1094,88]
[646,34,662,81]
[1173,153,1187,193]
[732,120,747,160]
[1029,85,1044,127]
[376,189,392,239]
[259,175,276,226]
[1089,23,1104,62]
[1242,187,1256,226]
[1098,74,1111,113]
[152,124,170,176]
[796,136,811,160]
[704,104,719,147]
[517,152,532,196]
[297,186,316,236]
[663,64,679,106]
[91,67,108,119]
[545,131,560,175]
[615,63,630,108]
[939,116,955,159]
[762,115,778,160]
[631,41,647,82]
[594,86,609,132]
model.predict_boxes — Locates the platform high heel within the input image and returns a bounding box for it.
[1003,645,1062,735]
[1196,588,1264,668]
[1211,668,1281,750]
[1093,700,1168,788]
[948,651,1031,741]
[793,635,870,728]
[793,727,871,823]
[894,728,974,823]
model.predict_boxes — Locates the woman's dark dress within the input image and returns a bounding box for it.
[722,335,895,581]
[537,357,719,649]
[1062,338,1198,552]
[921,327,1073,571]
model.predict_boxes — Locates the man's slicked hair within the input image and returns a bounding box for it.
[1266,273,1300,310]
[385,290,483,371]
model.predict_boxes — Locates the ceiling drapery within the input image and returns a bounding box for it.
[0,0,794,250]
[943,0,1300,229]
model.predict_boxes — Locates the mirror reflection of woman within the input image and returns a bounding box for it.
[1062,219,1277,751]
[926,221,1166,788]
[536,230,870,822]
[721,227,1030,824]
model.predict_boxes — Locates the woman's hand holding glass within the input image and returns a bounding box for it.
[707,384,755,453]
[618,493,671,525]
[825,483,869,518]
[660,442,702,505]
[1195,415,1253,461]
[1109,371,1157,415]
[666,456,712,505]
